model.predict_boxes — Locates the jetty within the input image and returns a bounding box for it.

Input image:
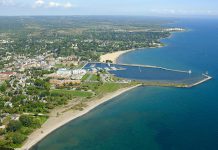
[83,62,212,88]
[85,62,190,74]
[117,63,190,74]
[185,74,213,88]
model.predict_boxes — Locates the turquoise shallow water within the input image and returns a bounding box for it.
[31,18,218,150]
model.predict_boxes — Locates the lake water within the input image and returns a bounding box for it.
[31,18,218,150]
[83,62,207,85]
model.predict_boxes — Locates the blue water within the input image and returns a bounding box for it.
[31,18,218,150]
[84,63,205,84]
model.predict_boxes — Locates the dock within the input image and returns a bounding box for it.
[87,62,190,74]
[82,62,212,88]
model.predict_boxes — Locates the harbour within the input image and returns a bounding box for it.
[83,62,212,88]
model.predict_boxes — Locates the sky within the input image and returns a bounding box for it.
[0,0,218,17]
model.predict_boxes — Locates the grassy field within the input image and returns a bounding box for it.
[82,82,135,95]
[96,83,126,94]
[90,74,100,81]
[51,89,93,98]
[82,73,100,82]
[54,64,67,68]
[81,73,90,81]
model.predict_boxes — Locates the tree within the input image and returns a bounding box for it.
[0,101,4,109]
[0,82,7,92]
[0,129,6,135]
[7,120,22,132]
[19,115,33,127]
[11,132,27,145]
[106,60,113,63]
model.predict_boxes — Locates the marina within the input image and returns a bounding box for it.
[83,62,212,87]
[27,18,218,150]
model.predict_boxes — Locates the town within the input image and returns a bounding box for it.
[0,50,136,148]
[0,16,186,148]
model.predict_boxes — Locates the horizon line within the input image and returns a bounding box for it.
[0,14,217,19]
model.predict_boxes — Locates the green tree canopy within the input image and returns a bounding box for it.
[19,115,33,127]
[0,82,7,92]
[7,120,22,132]
[11,132,27,145]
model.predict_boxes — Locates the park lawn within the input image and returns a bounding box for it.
[54,64,67,68]
[90,74,100,81]
[37,116,48,125]
[51,89,93,98]
[96,83,129,94]
[81,73,90,81]
[81,82,136,95]
[81,82,102,91]
[82,73,100,82]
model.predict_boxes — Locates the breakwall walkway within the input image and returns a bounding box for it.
[82,62,212,88]
[185,74,213,88]
[85,62,190,74]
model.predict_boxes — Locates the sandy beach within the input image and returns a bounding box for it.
[18,85,141,150]
[100,49,134,63]
[99,45,165,64]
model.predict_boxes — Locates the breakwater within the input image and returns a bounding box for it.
[83,62,212,88]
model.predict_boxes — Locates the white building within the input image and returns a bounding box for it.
[57,68,72,76]
[72,69,87,75]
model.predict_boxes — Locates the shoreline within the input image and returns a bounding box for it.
[100,46,163,64]
[100,49,135,63]
[18,84,141,150]
[99,29,185,64]
[17,30,184,150]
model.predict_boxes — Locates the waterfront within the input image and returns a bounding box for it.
[83,62,210,86]
[31,18,218,150]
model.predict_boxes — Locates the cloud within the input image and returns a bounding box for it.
[0,0,15,6]
[33,0,45,8]
[35,0,45,5]
[48,1,73,8]
[33,0,74,9]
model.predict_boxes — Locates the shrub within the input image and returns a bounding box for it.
[7,120,22,132]
[19,115,33,127]
[11,132,27,145]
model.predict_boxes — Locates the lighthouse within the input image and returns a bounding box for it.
[188,70,192,74]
